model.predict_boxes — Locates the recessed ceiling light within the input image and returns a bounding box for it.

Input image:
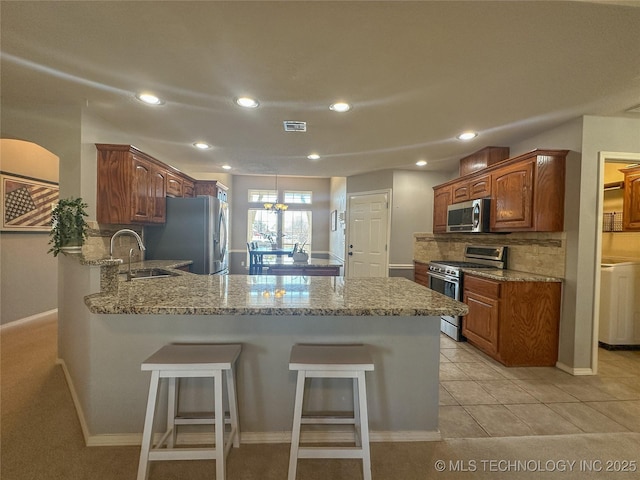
[307,153,320,160]
[416,160,427,167]
[457,131,478,141]
[329,102,351,113]
[135,92,164,105]
[222,165,232,170]
[193,142,211,150]
[235,96,259,108]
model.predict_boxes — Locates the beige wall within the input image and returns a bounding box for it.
[329,176,347,262]
[0,139,59,324]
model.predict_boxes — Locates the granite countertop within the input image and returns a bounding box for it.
[462,267,562,282]
[118,259,195,275]
[85,275,468,317]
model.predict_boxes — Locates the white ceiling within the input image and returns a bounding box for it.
[2,1,640,178]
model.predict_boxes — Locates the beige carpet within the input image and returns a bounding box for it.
[2,316,639,479]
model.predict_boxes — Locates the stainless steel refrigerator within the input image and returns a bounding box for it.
[145,196,228,274]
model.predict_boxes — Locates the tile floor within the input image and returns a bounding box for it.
[439,335,640,438]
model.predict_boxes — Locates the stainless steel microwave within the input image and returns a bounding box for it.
[446,198,491,233]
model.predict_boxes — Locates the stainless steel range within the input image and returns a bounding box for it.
[428,245,507,341]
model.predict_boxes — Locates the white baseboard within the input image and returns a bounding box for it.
[0,309,57,331]
[57,358,92,445]
[85,429,441,447]
[556,361,594,376]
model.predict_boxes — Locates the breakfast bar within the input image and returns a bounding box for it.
[59,257,467,446]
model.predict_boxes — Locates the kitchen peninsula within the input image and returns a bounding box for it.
[59,255,467,446]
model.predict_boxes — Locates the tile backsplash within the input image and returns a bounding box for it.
[82,221,145,263]
[414,232,566,279]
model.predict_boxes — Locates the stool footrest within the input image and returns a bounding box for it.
[148,448,218,461]
[297,447,365,459]
[175,413,233,426]
[301,416,355,425]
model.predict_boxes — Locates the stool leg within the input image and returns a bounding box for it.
[214,370,225,480]
[357,372,372,480]
[137,370,160,480]
[353,377,361,447]
[288,370,306,480]
[167,377,178,448]
[225,367,240,448]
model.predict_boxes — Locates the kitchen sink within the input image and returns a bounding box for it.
[120,268,180,281]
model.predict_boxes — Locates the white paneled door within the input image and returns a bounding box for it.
[346,192,389,277]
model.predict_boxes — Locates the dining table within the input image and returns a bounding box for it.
[248,247,293,274]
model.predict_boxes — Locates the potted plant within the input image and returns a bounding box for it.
[48,197,89,256]
[292,242,309,263]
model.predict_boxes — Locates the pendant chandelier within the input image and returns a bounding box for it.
[264,174,288,212]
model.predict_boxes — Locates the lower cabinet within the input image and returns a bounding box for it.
[462,274,562,366]
[414,261,430,287]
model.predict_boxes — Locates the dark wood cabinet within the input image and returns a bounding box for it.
[462,275,500,356]
[97,145,167,225]
[622,164,640,230]
[469,174,492,199]
[96,144,226,224]
[490,150,565,232]
[459,146,510,176]
[490,158,534,231]
[462,274,562,366]
[432,185,452,233]
[195,180,228,201]
[433,149,567,233]
[183,179,195,198]
[414,261,430,287]
[166,171,183,197]
[451,180,470,203]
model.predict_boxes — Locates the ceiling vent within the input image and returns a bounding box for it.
[283,121,307,132]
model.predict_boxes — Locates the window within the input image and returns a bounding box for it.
[282,210,312,251]
[284,191,312,204]
[247,189,312,265]
[248,189,277,203]
[248,209,278,247]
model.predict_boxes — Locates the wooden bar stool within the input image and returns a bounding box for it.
[288,344,375,480]
[137,343,241,480]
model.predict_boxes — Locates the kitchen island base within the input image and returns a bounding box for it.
[61,312,442,445]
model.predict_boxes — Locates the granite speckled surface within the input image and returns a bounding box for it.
[462,268,562,282]
[85,274,468,317]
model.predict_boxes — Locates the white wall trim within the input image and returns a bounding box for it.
[0,309,57,331]
[85,429,441,447]
[388,263,414,270]
[556,361,594,376]
[57,358,92,445]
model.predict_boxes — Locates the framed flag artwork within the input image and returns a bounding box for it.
[1,173,59,232]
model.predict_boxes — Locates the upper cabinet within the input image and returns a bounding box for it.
[433,185,452,233]
[195,180,228,202]
[96,144,224,225]
[459,146,510,176]
[491,150,566,233]
[621,164,640,230]
[433,149,567,233]
[97,145,167,225]
[490,157,535,231]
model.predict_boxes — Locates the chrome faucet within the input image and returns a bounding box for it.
[110,228,146,259]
